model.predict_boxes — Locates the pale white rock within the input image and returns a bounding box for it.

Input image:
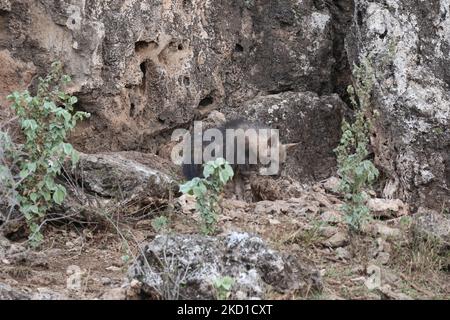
[321,210,343,224]
[323,231,349,248]
[66,265,84,293]
[367,198,408,217]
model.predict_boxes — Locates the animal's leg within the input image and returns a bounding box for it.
[233,174,245,200]
[242,174,254,202]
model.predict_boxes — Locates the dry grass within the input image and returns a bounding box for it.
[1,175,449,300]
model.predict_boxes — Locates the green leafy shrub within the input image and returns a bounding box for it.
[334,58,379,231]
[4,61,90,246]
[179,158,234,235]
[213,276,235,300]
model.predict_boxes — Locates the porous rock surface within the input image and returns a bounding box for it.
[128,232,321,299]
[0,0,448,218]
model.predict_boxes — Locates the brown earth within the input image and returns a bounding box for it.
[1,176,448,300]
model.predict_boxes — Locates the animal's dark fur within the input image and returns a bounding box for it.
[182,119,267,179]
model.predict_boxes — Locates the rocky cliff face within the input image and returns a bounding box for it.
[346,0,450,210]
[0,0,343,147]
[0,0,448,211]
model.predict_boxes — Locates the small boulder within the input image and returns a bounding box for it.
[66,265,84,294]
[323,231,349,248]
[375,223,402,240]
[101,287,127,300]
[321,210,343,224]
[368,198,408,218]
[321,177,341,193]
[0,283,29,300]
[335,247,352,260]
[128,232,321,300]
[318,226,339,238]
[254,198,317,216]
[74,152,179,200]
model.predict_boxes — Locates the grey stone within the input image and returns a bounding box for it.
[346,0,450,211]
[0,283,29,300]
[323,231,349,248]
[226,92,347,181]
[75,152,178,199]
[128,232,321,300]
[413,208,450,247]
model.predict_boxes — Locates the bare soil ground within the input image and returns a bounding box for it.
[1,178,448,300]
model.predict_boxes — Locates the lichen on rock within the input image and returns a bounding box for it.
[128,232,321,300]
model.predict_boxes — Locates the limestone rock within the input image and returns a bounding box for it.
[0,283,29,300]
[66,265,84,294]
[347,0,450,211]
[226,92,348,181]
[375,223,402,240]
[335,247,352,260]
[75,152,179,199]
[367,198,409,218]
[322,231,349,248]
[321,210,343,224]
[413,208,450,247]
[31,288,68,300]
[321,177,341,193]
[101,287,127,300]
[0,0,337,156]
[128,232,321,300]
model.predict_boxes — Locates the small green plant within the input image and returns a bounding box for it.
[334,57,379,231]
[399,216,413,229]
[4,61,90,246]
[152,215,170,232]
[179,158,234,235]
[214,276,234,300]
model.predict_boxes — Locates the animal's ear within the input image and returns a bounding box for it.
[283,143,299,151]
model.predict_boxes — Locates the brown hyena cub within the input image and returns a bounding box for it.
[177,118,298,201]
